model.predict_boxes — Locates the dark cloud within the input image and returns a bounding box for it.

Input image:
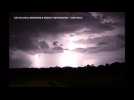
[117,34,125,41]
[50,41,64,53]
[76,32,124,47]
[53,41,59,47]
[36,41,64,54]
[9,12,124,53]
[74,47,87,53]
[53,41,63,47]
[10,12,124,51]
[89,12,125,25]
[97,42,107,46]
[87,12,125,33]
[95,35,125,48]
[9,34,37,52]
[75,45,124,54]
[39,41,49,49]
[74,34,124,54]
[9,12,125,67]
[52,46,63,53]
[52,41,64,53]
[60,44,63,46]
[10,57,31,68]
[41,46,63,54]
[9,12,124,38]
[9,50,32,68]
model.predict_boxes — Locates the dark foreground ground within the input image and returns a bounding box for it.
[9,62,128,88]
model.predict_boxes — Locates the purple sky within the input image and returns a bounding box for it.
[9,12,125,68]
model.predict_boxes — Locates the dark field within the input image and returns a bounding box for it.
[9,62,128,88]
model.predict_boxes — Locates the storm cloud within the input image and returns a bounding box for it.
[9,12,125,67]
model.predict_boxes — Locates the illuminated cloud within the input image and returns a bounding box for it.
[9,12,125,68]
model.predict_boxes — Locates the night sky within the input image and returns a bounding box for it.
[9,12,125,68]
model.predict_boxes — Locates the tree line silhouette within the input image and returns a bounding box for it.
[9,62,128,87]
